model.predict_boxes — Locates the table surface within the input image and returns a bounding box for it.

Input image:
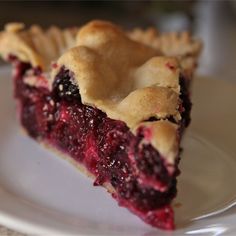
[0,226,24,236]
[0,1,235,235]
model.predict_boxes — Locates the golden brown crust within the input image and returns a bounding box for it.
[128,27,202,78]
[0,20,202,164]
[52,22,180,128]
[0,23,78,70]
[0,21,201,76]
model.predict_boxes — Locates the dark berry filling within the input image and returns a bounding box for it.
[11,62,191,230]
[179,75,192,129]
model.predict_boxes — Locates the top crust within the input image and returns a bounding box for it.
[0,22,78,69]
[128,27,202,78]
[52,21,181,130]
[0,20,202,164]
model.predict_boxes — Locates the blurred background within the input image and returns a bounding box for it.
[0,0,236,82]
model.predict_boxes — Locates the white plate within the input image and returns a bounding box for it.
[0,66,236,236]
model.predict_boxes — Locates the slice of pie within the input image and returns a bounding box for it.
[0,21,201,230]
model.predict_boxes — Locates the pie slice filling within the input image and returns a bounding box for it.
[0,20,201,230]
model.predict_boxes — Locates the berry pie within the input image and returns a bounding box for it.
[0,20,202,230]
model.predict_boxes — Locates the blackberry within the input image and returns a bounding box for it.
[52,67,81,101]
